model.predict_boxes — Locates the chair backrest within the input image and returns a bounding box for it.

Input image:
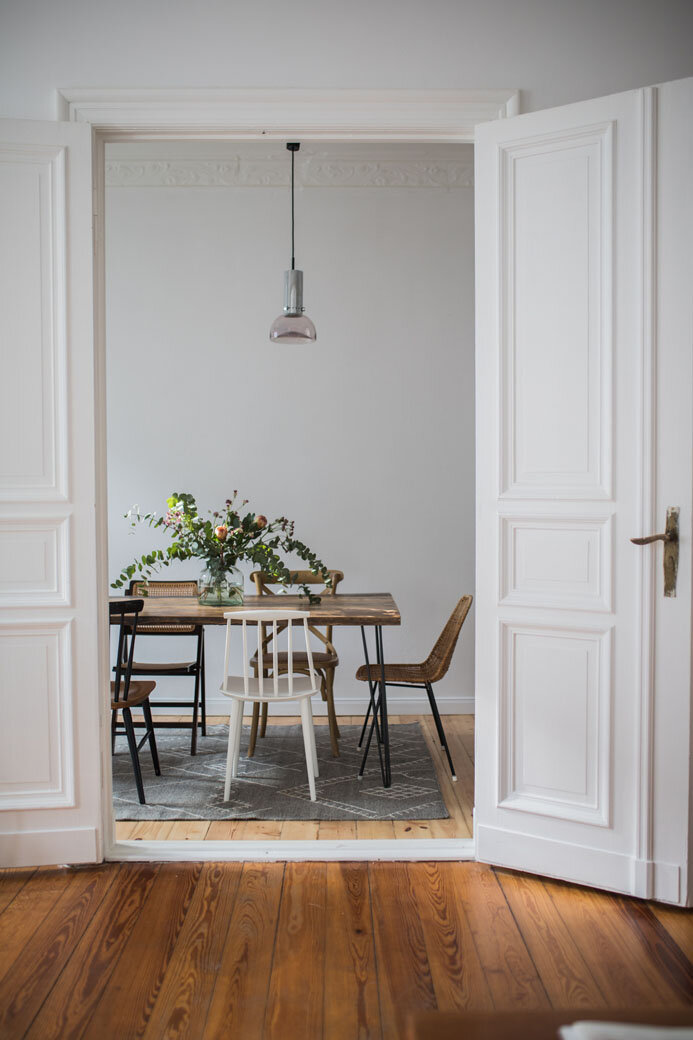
[423,595,473,683]
[128,579,198,597]
[222,609,316,697]
[127,579,199,635]
[110,598,144,704]
[250,569,344,651]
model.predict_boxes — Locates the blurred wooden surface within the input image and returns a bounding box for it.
[0,861,690,1039]
[114,715,475,841]
[408,1008,693,1040]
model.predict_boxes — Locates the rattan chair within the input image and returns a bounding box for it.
[220,609,321,801]
[126,580,206,755]
[110,598,161,804]
[247,569,344,757]
[355,595,473,780]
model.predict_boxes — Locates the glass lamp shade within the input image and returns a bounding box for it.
[269,313,317,342]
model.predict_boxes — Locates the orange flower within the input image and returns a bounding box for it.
[255,515,268,530]
[214,524,228,541]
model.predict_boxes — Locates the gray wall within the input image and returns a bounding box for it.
[105,141,475,713]
[1,0,693,120]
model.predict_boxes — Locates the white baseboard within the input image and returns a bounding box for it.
[0,826,99,868]
[110,837,475,862]
[152,694,475,717]
[476,824,685,905]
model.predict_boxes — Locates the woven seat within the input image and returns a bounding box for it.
[356,661,428,684]
[355,595,473,781]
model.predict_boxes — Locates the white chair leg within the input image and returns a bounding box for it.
[224,700,242,801]
[299,699,317,801]
[307,699,319,777]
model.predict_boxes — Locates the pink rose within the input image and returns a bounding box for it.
[255,515,268,530]
[214,525,228,541]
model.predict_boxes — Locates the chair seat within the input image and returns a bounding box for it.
[220,675,317,701]
[356,662,430,684]
[110,679,156,710]
[250,650,338,671]
[128,660,199,675]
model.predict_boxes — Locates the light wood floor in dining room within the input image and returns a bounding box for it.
[0,860,691,1039]
[114,715,474,842]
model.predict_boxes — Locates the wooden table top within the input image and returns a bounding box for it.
[109,592,401,627]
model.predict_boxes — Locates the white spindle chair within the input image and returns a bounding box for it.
[219,609,320,801]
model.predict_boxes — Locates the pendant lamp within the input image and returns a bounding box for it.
[269,142,317,343]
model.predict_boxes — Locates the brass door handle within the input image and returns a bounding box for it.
[631,506,679,597]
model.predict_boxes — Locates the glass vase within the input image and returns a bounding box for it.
[197,562,244,607]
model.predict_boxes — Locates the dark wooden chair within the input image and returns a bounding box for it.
[355,595,473,781]
[248,569,344,757]
[110,598,161,804]
[126,580,206,754]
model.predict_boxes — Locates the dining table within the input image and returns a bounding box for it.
[110,592,401,787]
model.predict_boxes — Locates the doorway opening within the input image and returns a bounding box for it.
[104,138,476,848]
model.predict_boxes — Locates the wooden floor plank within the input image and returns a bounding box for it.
[357,820,395,840]
[410,862,494,1012]
[203,863,285,1040]
[544,878,688,1007]
[83,863,201,1039]
[369,861,437,1037]
[393,821,433,839]
[495,870,607,1009]
[264,862,327,1039]
[25,863,160,1040]
[141,862,243,1040]
[233,820,283,841]
[167,821,211,841]
[318,820,357,840]
[613,895,693,1006]
[206,820,243,840]
[0,868,36,916]
[455,863,549,1011]
[324,862,382,1039]
[651,904,693,964]
[0,867,83,983]
[0,865,116,1039]
[280,821,320,840]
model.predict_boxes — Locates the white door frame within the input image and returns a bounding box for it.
[61,87,518,863]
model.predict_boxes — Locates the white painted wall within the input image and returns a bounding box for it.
[2,0,693,122]
[106,141,475,714]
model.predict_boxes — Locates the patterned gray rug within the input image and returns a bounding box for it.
[112,723,449,822]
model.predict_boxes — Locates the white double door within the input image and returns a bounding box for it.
[1,80,691,902]
[474,77,693,904]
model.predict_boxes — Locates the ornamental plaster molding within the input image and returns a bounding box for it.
[105,156,474,189]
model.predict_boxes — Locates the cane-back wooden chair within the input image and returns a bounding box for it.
[110,598,161,804]
[126,580,206,754]
[248,569,344,757]
[220,609,321,801]
[355,595,473,780]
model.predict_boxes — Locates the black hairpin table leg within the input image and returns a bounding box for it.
[358,624,392,788]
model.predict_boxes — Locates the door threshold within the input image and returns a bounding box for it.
[108,837,476,862]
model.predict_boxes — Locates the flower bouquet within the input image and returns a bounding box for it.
[112,490,330,605]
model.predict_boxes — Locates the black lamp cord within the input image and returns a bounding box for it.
[291,146,295,271]
[287,141,300,271]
